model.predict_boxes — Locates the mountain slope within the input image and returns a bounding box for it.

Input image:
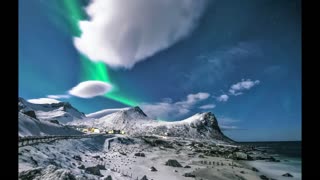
[19,112,83,137]
[19,97,86,124]
[86,108,129,119]
[71,106,233,143]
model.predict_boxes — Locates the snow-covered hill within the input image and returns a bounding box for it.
[86,108,129,119]
[19,97,233,142]
[19,97,87,124]
[70,106,233,142]
[19,112,83,137]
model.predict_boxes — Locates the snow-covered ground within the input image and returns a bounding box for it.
[19,134,263,180]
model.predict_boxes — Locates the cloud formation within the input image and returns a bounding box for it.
[74,0,208,69]
[217,94,229,102]
[68,81,113,98]
[47,95,70,99]
[229,79,260,95]
[141,92,210,120]
[218,117,240,131]
[199,104,216,109]
[28,98,61,104]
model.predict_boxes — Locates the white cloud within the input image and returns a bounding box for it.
[217,94,229,102]
[28,98,60,104]
[220,125,239,131]
[199,104,216,109]
[68,81,113,98]
[218,117,240,131]
[47,95,70,99]
[74,0,208,69]
[176,92,210,107]
[229,79,260,96]
[141,92,210,120]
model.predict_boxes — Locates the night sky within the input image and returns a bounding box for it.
[19,0,301,141]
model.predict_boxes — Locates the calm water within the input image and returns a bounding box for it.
[240,141,301,180]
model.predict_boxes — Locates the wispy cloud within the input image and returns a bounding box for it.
[217,94,229,102]
[199,104,216,109]
[181,42,261,90]
[47,95,70,99]
[141,92,210,120]
[229,79,260,96]
[218,117,240,131]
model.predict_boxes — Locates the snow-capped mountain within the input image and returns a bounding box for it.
[69,106,153,129]
[19,97,233,142]
[70,106,233,142]
[19,97,87,124]
[19,111,83,137]
[86,108,129,119]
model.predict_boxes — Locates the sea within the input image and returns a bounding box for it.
[240,141,301,180]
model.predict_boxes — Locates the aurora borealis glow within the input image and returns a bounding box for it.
[61,0,138,106]
[19,0,301,141]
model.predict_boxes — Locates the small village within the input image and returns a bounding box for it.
[75,127,125,135]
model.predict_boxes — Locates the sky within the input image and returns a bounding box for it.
[19,0,301,142]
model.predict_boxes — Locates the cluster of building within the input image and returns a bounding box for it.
[74,127,125,135]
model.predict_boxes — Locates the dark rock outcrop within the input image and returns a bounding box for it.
[282,173,293,177]
[183,173,196,178]
[22,110,37,119]
[150,166,157,171]
[78,165,85,169]
[85,166,102,177]
[73,155,82,161]
[260,175,269,180]
[135,153,145,157]
[252,167,259,172]
[49,120,60,124]
[165,159,182,167]
[104,175,112,180]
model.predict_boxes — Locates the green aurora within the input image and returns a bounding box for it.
[57,0,138,106]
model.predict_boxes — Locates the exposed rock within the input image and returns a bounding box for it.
[135,152,145,157]
[97,164,106,170]
[267,156,280,162]
[260,175,269,180]
[198,154,205,158]
[92,155,100,159]
[232,152,252,160]
[78,165,85,169]
[22,110,37,119]
[165,159,183,167]
[184,165,191,168]
[104,175,112,180]
[85,166,102,177]
[150,166,157,172]
[49,119,60,124]
[73,155,82,161]
[140,175,148,180]
[19,165,77,180]
[19,167,42,180]
[183,172,196,178]
[252,167,259,172]
[282,173,293,177]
